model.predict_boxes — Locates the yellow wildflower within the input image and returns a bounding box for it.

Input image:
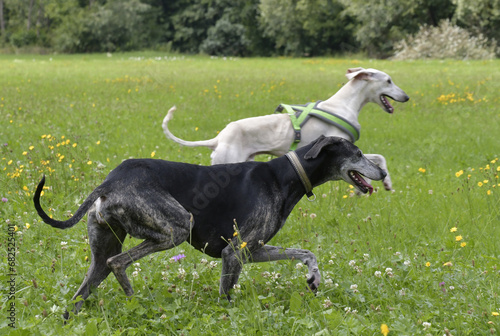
[450,227,457,232]
[478,182,483,187]
[460,242,467,247]
[425,262,430,267]
[240,242,247,249]
[493,312,499,317]
[455,235,463,241]
[233,231,238,237]
[380,324,389,336]
[418,168,426,173]
[443,261,453,267]
[151,151,156,158]
[14,225,18,232]
[455,170,463,177]
[87,161,92,165]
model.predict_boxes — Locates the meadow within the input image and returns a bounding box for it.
[0,53,499,335]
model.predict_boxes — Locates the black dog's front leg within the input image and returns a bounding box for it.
[219,245,244,301]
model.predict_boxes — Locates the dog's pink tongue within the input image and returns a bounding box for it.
[354,171,374,195]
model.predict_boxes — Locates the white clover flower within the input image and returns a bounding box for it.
[374,271,382,278]
[132,271,139,277]
[404,260,411,266]
[295,262,304,270]
[192,271,199,279]
[423,322,431,330]
[323,298,333,308]
[348,260,356,267]
[363,253,370,260]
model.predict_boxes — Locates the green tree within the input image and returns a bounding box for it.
[452,0,500,46]
[259,0,356,55]
[340,0,455,57]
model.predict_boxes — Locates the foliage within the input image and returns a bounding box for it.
[393,20,497,60]
[1,54,500,334]
[452,0,500,46]
[200,18,250,56]
[340,0,456,57]
[259,0,356,56]
[0,0,499,56]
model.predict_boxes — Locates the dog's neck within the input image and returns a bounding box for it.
[317,79,371,123]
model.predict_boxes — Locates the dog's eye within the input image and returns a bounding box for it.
[387,79,392,84]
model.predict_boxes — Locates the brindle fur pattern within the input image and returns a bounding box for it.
[33,136,386,319]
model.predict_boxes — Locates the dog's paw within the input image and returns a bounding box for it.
[306,274,320,292]
[383,176,393,191]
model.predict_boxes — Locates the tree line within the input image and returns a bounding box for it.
[0,0,498,57]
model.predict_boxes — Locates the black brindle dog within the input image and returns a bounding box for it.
[34,136,385,319]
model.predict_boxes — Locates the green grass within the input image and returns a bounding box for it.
[1,53,500,335]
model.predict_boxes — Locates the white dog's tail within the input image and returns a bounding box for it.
[162,106,218,149]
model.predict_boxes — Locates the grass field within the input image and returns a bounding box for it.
[1,53,500,335]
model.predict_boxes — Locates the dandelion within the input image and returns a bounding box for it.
[455,170,464,177]
[151,151,156,158]
[14,225,18,232]
[418,167,426,173]
[487,190,492,195]
[478,182,483,187]
[240,242,247,249]
[455,235,463,241]
[461,242,467,247]
[492,312,499,316]
[381,323,389,336]
[450,227,458,232]
[425,262,431,267]
[233,231,238,237]
[443,261,453,267]
[87,161,92,165]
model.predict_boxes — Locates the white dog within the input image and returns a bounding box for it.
[162,68,409,190]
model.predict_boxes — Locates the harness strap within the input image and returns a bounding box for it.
[285,152,315,200]
[275,101,360,151]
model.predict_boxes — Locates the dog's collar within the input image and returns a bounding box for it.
[285,152,316,200]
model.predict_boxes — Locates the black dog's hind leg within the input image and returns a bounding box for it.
[64,210,127,319]
[105,198,192,297]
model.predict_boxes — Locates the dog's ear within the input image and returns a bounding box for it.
[346,68,373,81]
[304,136,341,160]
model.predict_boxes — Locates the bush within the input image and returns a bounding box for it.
[393,20,497,60]
[200,18,249,56]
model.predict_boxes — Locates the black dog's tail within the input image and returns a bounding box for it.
[33,175,102,229]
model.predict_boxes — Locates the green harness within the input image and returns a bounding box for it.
[275,101,360,151]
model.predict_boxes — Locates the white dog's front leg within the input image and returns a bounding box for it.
[364,154,392,191]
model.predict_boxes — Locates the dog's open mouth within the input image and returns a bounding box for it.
[380,95,394,113]
[349,170,374,195]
